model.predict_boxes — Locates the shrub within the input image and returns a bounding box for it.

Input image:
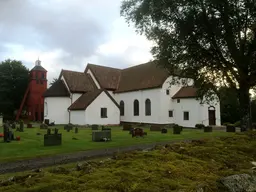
[233,121,241,127]
[195,124,205,129]
[173,124,182,134]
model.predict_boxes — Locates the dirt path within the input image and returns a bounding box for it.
[0,139,195,175]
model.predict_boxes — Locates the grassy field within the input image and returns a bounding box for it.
[0,131,255,192]
[0,125,233,162]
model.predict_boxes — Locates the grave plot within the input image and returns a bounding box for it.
[92,129,112,142]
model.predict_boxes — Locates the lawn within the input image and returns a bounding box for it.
[0,125,233,162]
[0,131,255,192]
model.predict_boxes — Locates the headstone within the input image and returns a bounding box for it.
[0,115,3,127]
[129,128,135,134]
[64,124,73,131]
[44,119,50,126]
[11,123,16,129]
[92,124,98,130]
[150,125,162,131]
[226,125,236,132]
[173,125,182,134]
[132,128,144,137]
[92,131,111,142]
[19,121,24,132]
[47,128,51,135]
[27,123,32,128]
[161,128,167,134]
[75,127,78,134]
[54,128,58,134]
[3,123,10,142]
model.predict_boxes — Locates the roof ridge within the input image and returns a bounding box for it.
[62,69,84,74]
[87,63,122,70]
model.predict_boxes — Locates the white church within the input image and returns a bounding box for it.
[43,61,221,127]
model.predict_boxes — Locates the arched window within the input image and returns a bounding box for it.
[145,99,151,116]
[120,100,124,116]
[134,99,139,116]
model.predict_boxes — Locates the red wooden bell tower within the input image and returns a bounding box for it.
[16,59,47,122]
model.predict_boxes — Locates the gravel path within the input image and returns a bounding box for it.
[0,139,194,175]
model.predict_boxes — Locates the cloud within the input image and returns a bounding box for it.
[0,0,153,85]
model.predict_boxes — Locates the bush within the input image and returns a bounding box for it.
[233,121,241,127]
[173,124,182,134]
[195,124,205,129]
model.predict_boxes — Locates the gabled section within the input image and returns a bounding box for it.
[68,89,119,111]
[43,80,70,97]
[172,86,198,99]
[84,64,121,90]
[115,61,170,93]
[59,69,97,93]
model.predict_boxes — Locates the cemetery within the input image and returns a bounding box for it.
[0,122,235,163]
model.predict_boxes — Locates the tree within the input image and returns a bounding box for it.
[50,78,58,86]
[121,0,256,130]
[218,87,240,124]
[0,59,29,119]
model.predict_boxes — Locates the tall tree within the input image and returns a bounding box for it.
[121,0,256,129]
[0,59,29,119]
[50,78,58,86]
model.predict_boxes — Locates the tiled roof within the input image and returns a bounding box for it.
[31,65,47,72]
[115,61,170,93]
[68,89,119,110]
[43,80,70,97]
[60,70,97,93]
[84,64,121,90]
[172,86,198,99]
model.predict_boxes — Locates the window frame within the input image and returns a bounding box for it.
[101,108,107,118]
[183,111,189,120]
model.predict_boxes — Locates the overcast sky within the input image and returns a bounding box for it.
[0,0,153,84]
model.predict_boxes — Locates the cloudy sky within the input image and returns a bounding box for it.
[0,0,153,84]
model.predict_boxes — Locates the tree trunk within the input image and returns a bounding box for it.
[238,85,252,131]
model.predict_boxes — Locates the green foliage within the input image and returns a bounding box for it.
[0,59,29,119]
[49,78,58,86]
[121,0,256,128]
[0,132,255,191]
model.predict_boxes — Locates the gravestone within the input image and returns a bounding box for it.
[129,128,135,134]
[173,124,182,134]
[150,125,162,131]
[19,121,24,132]
[44,119,50,126]
[161,128,167,134]
[3,123,10,143]
[64,124,73,132]
[92,124,98,130]
[132,128,144,137]
[11,123,16,129]
[27,123,32,128]
[44,128,62,146]
[92,131,111,142]
[226,125,236,132]
[75,127,78,134]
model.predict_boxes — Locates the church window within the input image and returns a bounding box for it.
[134,99,139,116]
[169,110,173,117]
[120,100,124,116]
[101,108,107,118]
[145,99,151,116]
[166,89,170,95]
[42,73,45,79]
[184,111,189,120]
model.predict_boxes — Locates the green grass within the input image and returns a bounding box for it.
[0,125,233,162]
[0,131,255,192]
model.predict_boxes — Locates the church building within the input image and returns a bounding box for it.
[43,61,221,127]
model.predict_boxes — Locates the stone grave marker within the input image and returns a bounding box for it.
[3,123,10,143]
[75,127,78,134]
[161,128,167,134]
[92,130,111,142]
[44,128,62,146]
[92,124,98,130]
[132,128,144,138]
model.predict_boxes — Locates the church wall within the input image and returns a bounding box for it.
[113,88,162,124]
[44,97,70,124]
[70,111,86,125]
[85,92,120,125]
[72,93,82,103]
